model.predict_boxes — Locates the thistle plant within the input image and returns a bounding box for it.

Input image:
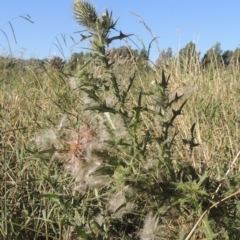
[2,3,240,238]
[49,1,197,238]
[12,1,240,239]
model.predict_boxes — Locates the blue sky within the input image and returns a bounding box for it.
[0,0,239,62]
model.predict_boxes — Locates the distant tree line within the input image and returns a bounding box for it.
[1,42,239,72]
[156,41,240,71]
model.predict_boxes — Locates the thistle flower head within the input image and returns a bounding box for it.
[73,0,98,30]
[98,9,116,32]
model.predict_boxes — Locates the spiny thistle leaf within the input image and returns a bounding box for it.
[167,92,184,108]
[106,31,133,45]
[182,122,200,155]
[137,89,142,106]
[161,70,170,88]
[73,0,98,30]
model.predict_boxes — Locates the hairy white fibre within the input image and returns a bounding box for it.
[140,212,160,240]
[108,187,135,218]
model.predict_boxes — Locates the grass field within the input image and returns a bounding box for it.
[1,1,240,239]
